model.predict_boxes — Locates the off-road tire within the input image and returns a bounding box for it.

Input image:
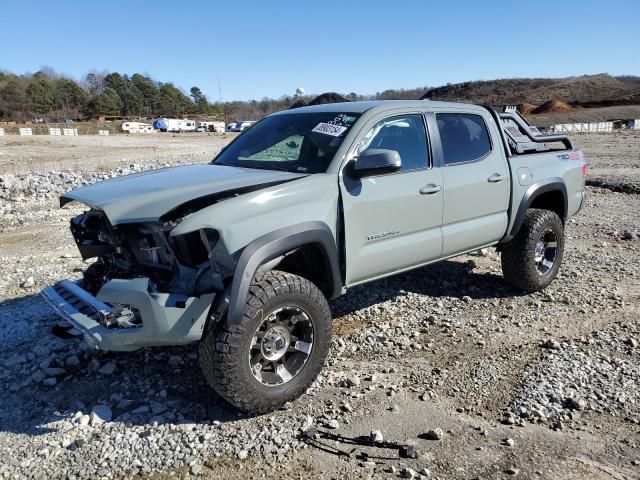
[501,208,565,292]
[199,271,332,413]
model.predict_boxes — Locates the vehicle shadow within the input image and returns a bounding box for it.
[0,256,521,438]
[0,293,247,437]
[330,257,522,317]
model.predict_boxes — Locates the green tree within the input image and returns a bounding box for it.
[26,80,55,114]
[190,86,209,113]
[131,74,159,116]
[94,87,123,115]
[158,83,192,116]
[104,72,125,95]
[54,78,88,117]
[0,79,29,119]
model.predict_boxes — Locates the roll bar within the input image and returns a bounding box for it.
[498,111,573,150]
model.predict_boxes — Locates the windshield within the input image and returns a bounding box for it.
[213,112,360,173]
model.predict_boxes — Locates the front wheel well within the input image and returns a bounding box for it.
[274,243,335,298]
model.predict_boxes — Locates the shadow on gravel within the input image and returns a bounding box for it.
[0,293,251,437]
[0,256,519,438]
[331,258,523,317]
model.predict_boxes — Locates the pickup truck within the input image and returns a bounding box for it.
[42,101,587,413]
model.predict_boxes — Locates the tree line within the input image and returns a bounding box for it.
[0,67,430,122]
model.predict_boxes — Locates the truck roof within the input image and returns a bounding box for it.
[271,100,487,116]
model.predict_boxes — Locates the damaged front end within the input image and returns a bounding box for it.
[42,209,233,351]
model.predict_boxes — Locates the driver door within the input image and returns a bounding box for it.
[339,113,443,285]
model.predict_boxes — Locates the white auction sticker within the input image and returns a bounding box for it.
[312,122,348,137]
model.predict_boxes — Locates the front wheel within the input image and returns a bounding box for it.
[501,208,565,292]
[199,271,332,413]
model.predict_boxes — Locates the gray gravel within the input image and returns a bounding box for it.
[0,132,639,479]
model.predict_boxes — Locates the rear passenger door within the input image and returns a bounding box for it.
[434,111,510,256]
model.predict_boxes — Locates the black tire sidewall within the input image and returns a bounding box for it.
[236,290,331,400]
[526,212,564,288]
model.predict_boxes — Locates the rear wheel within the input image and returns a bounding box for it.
[199,271,332,413]
[501,208,565,292]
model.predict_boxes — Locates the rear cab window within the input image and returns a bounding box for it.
[436,113,492,165]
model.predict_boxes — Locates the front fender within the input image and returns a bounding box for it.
[225,221,341,328]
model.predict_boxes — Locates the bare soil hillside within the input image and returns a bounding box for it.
[422,73,640,107]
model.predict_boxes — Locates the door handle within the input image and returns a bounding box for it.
[419,184,442,195]
[488,173,505,183]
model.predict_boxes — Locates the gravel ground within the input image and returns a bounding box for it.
[0,132,638,479]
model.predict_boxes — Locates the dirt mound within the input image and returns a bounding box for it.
[308,92,351,106]
[421,73,640,107]
[517,102,539,115]
[532,99,572,114]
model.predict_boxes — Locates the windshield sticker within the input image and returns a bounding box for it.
[312,122,348,137]
[329,114,357,126]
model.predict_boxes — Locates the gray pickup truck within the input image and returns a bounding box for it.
[43,101,587,412]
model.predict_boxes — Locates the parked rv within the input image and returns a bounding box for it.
[196,121,226,133]
[226,122,237,132]
[153,118,196,133]
[122,122,155,134]
[232,121,256,132]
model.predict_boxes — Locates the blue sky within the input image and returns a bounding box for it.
[2,0,639,101]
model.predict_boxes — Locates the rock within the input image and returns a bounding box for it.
[237,450,248,460]
[168,355,182,366]
[66,355,81,367]
[625,337,638,348]
[564,397,587,411]
[98,362,116,375]
[87,358,101,372]
[190,464,202,475]
[540,339,561,350]
[424,428,443,440]
[346,375,361,387]
[3,353,27,367]
[505,467,519,475]
[43,377,57,387]
[131,405,150,415]
[369,430,383,443]
[400,444,419,459]
[503,437,515,447]
[43,367,65,377]
[418,468,431,477]
[78,414,91,426]
[32,345,50,357]
[622,229,637,240]
[326,419,339,429]
[21,276,35,288]
[90,405,112,425]
[400,467,416,479]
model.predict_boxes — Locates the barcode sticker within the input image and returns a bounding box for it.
[312,122,348,137]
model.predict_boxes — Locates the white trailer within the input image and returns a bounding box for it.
[155,119,196,132]
[122,122,153,133]
[196,121,226,133]
[232,121,256,132]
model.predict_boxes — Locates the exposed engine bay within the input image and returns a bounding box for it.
[69,209,234,328]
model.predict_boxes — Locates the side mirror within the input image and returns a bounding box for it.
[351,149,402,178]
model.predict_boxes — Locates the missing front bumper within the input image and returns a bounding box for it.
[41,278,215,351]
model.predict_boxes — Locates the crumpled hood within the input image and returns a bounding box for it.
[61,164,305,224]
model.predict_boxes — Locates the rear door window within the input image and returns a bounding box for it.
[436,113,491,165]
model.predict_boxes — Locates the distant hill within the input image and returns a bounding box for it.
[420,74,640,108]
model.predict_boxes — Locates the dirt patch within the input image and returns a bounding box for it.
[533,99,573,114]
